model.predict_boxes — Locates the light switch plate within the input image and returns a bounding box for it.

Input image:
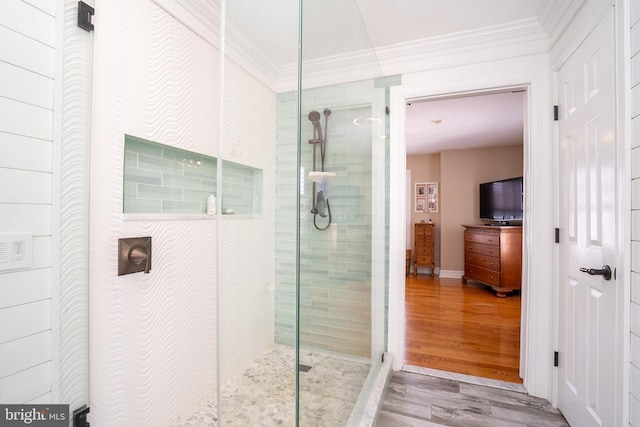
[0,233,32,271]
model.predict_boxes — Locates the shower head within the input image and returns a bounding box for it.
[323,108,331,116]
[308,110,323,142]
[308,111,321,122]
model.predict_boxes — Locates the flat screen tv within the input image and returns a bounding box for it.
[479,177,523,224]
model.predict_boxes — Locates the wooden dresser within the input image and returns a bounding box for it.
[461,225,522,297]
[414,223,435,276]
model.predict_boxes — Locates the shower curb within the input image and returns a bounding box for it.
[347,352,394,426]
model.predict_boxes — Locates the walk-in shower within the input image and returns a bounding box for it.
[213,0,392,425]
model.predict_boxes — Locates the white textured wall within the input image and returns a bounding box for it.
[629,0,640,424]
[218,58,276,385]
[59,0,93,413]
[89,0,275,425]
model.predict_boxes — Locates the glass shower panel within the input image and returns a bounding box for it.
[297,0,388,423]
[219,0,389,424]
[218,1,299,425]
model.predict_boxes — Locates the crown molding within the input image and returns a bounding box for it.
[277,17,549,92]
[151,0,220,47]
[276,50,382,93]
[152,0,279,91]
[547,0,612,68]
[376,17,548,75]
[150,3,595,95]
[536,0,586,53]
[225,18,279,90]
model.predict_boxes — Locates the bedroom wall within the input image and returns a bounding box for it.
[440,144,523,273]
[407,153,441,271]
[407,144,522,275]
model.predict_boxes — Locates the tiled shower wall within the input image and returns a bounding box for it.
[123,135,263,215]
[275,79,388,357]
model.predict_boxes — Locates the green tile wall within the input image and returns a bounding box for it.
[123,135,262,215]
[275,78,394,358]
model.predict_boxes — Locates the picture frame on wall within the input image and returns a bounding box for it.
[415,182,438,213]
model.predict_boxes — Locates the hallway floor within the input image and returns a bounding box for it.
[383,274,567,426]
[378,370,568,426]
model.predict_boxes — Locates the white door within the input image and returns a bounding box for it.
[557,6,619,426]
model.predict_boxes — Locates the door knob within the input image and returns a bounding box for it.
[579,265,612,280]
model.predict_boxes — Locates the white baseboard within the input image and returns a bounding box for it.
[438,270,464,279]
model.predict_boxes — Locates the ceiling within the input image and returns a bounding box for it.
[405,91,525,155]
[226,0,552,154]
[227,0,553,66]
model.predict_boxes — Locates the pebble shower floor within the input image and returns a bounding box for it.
[174,344,371,426]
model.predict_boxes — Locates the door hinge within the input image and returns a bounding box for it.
[381,353,385,363]
[78,1,95,32]
[73,405,90,427]
[554,351,559,367]
[555,227,560,243]
[553,105,559,121]
[385,106,389,115]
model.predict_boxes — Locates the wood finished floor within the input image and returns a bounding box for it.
[404,275,522,383]
[376,274,567,426]
[377,370,569,426]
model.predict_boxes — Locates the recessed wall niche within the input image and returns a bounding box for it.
[123,135,262,215]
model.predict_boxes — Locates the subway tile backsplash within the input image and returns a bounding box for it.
[123,135,262,215]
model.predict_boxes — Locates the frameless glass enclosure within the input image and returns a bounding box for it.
[217,1,390,424]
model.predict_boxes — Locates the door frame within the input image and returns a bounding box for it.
[388,56,554,399]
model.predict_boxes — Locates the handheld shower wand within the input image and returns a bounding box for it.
[308,110,323,143]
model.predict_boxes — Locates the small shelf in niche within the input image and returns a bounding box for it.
[308,171,336,183]
[122,135,263,216]
[122,213,261,221]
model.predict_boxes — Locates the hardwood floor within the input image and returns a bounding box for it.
[375,275,568,426]
[404,274,522,383]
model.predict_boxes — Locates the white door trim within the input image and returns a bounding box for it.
[388,55,554,399]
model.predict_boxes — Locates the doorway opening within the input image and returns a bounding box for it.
[403,88,526,385]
